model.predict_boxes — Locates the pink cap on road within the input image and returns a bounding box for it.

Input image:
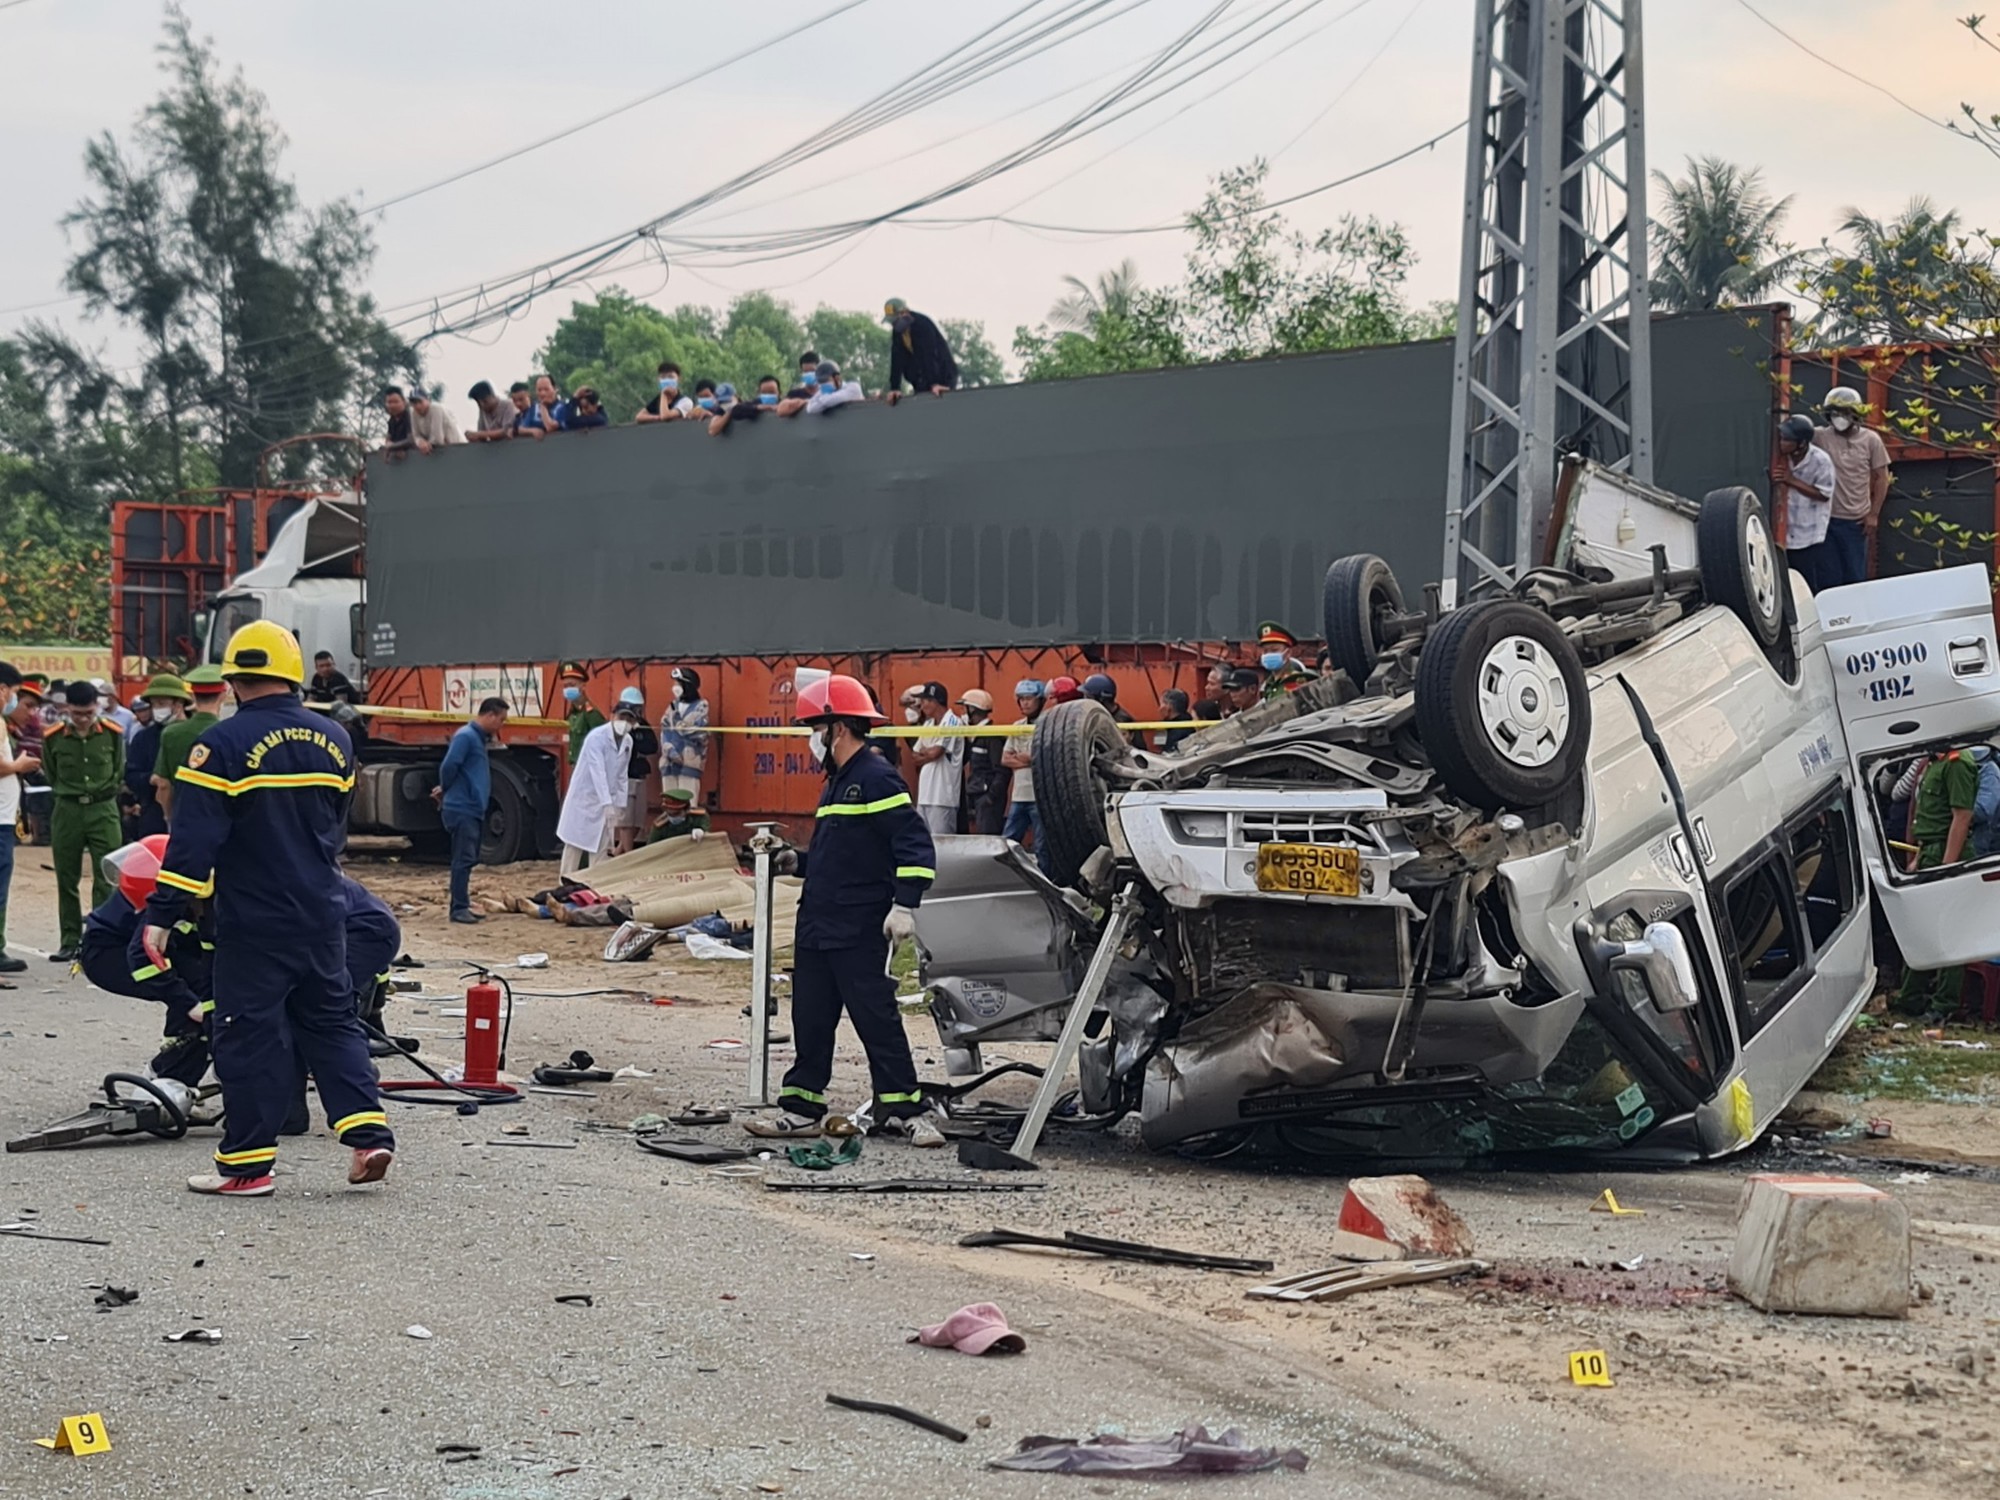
[910,1302,1026,1356]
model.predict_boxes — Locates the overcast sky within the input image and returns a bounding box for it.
[2,0,1992,411]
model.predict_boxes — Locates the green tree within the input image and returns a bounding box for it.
[940,318,1005,387]
[1015,161,1446,381]
[1049,260,1145,333]
[1807,198,1976,345]
[26,5,413,492]
[1648,155,1794,312]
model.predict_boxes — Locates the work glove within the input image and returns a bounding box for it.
[688,827,705,842]
[140,925,172,971]
[883,905,917,945]
[770,847,800,876]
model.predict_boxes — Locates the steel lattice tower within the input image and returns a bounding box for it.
[1441,0,1653,604]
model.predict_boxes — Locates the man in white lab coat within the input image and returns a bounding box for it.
[558,709,634,878]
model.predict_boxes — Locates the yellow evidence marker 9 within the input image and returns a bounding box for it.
[35,1413,111,1454]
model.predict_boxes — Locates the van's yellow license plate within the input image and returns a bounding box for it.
[1255,843,1361,896]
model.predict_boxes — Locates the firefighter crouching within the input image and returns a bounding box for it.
[141,620,394,1198]
[79,834,215,1088]
[748,673,948,1147]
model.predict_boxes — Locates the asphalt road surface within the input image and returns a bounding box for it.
[1,862,1994,1500]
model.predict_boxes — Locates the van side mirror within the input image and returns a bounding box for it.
[1610,922,1699,1013]
[192,610,211,657]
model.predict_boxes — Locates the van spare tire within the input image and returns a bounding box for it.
[1414,600,1591,811]
[1323,553,1405,691]
[1031,699,1131,887]
[1697,486,1787,649]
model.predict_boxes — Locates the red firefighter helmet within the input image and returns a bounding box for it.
[794,673,888,725]
[1047,674,1083,703]
[106,834,172,909]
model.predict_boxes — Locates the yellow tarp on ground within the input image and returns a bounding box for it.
[579,835,801,949]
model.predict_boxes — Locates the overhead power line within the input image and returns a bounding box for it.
[1732,0,1952,131]
[361,0,881,217]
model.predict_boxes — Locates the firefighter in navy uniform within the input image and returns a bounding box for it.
[340,873,402,1048]
[78,834,215,1087]
[746,673,947,1147]
[140,621,394,1198]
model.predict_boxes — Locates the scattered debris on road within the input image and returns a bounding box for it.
[960,1228,1273,1274]
[825,1392,968,1443]
[987,1424,1308,1475]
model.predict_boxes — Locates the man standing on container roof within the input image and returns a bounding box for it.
[141,620,394,1198]
[750,674,945,1147]
[882,297,958,403]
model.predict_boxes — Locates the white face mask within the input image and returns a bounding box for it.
[671,684,683,703]
[611,719,631,738]
[1830,414,1855,433]
[808,729,827,765]
[903,707,921,724]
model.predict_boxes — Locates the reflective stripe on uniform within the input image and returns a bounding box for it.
[779,1085,826,1104]
[157,869,215,897]
[178,767,355,796]
[214,1146,277,1166]
[196,1000,215,1016]
[332,1110,388,1137]
[816,792,913,818]
[132,964,163,982]
[877,1091,923,1104]
[895,865,935,881]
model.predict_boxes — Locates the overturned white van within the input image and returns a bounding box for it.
[917,472,1999,1162]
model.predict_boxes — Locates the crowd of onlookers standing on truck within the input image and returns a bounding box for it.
[377,299,961,456]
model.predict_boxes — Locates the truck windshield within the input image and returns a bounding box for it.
[207,596,263,663]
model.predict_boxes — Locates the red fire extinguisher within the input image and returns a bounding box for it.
[462,977,504,1087]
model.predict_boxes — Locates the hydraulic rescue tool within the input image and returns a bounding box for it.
[7,1073,222,1153]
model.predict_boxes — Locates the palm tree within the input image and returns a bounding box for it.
[1648,156,1793,312]
[1818,197,1967,343]
[1048,259,1143,333]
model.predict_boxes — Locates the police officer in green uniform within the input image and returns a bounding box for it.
[1256,621,1318,700]
[1895,749,1981,1018]
[153,665,227,826]
[646,785,712,845]
[44,680,126,961]
[559,662,605,766]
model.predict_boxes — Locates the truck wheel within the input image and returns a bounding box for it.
[1032,699,1131,887]
[1323,553,1405,690]
[480,762,529,866]
[1698,486,1787,650]
[1415,600,1591,811]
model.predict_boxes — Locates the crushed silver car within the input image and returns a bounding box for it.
[918,469,2000,1162]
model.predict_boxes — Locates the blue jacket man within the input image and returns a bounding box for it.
[142,621,393,1198]
[747,674,943,1147]
[436,698,507,924]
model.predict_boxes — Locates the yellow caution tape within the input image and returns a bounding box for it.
[306,699,1216,739]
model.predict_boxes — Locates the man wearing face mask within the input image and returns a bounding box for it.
[1813,387,1892,589]
[43,680,127,962]
[749,673,943,1146]
[559,664,605,767]
[956,689,1011,836]
[636,362,695,423]
[558,704,633,878]
[659,667,709,803]
[1256,622,1317,699]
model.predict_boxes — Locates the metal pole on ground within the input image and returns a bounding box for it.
[745,822,778,1105]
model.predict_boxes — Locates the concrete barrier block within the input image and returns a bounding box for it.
[1329,1174,1475,1261]
[1727,1173,1909,1319]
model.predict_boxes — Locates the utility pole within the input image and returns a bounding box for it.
[1441,0,1653,605]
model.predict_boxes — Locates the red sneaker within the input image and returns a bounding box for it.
[187,1172,274,1197]
[348,1148,393,1185]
